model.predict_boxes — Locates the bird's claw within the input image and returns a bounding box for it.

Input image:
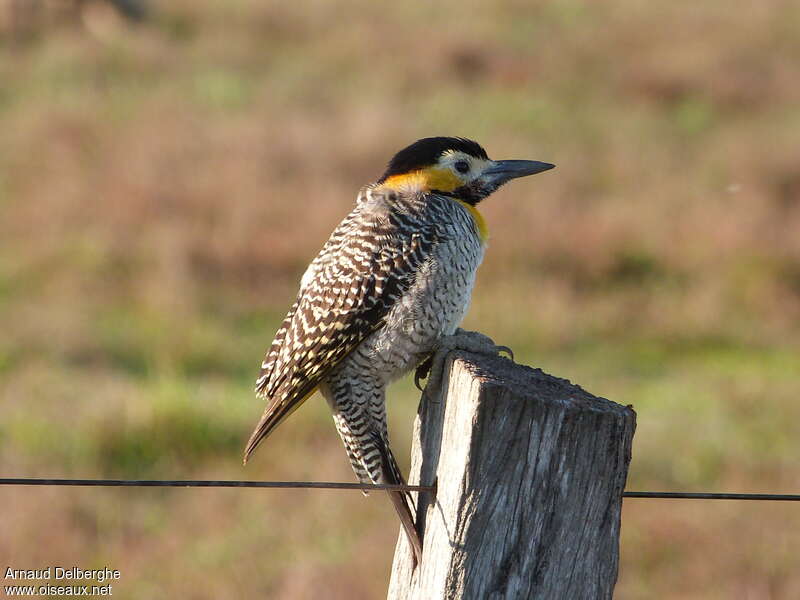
[415,330,514,400]
[496,345,514,361]
[414,355,433,391]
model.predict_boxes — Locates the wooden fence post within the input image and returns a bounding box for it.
[387,351,636,600]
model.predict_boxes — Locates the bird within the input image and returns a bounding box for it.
[243,137,554,564]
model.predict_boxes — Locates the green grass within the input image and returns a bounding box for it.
[1,1,799,598]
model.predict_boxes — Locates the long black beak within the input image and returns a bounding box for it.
[483,160,555,185]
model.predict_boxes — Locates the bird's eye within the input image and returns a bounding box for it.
[454,160,470,174]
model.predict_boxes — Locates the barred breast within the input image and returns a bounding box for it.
[340,195,486,383]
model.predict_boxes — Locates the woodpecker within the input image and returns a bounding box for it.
[243,137,554,563]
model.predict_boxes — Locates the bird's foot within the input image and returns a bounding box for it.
[414,354,434,392]
[415,329,514,400]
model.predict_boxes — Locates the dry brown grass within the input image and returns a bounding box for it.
[1,1,799,598]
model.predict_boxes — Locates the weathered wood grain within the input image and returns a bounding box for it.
[387,351,636,600]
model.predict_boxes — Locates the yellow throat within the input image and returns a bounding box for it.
[380,167,489,244]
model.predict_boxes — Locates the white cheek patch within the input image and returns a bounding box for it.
[438,151,492,183]
[470,158,493,179]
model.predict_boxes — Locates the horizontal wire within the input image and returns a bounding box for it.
[0,478,433,492]
[1,478,799,501]
[623,491,800,501]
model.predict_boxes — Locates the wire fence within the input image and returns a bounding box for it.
[0,478,431,492]
[2,478,799,501]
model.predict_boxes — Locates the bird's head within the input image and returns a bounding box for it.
[376,137,554,205]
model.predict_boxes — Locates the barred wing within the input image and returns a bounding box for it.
[243,216,439,462]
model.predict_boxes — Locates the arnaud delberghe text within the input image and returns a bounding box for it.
[5,567,121,583]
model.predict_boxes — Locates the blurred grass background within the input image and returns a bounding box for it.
[1,0,799,598]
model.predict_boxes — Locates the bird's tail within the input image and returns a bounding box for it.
[243,386,318,464]
[373,432,423,566]
[383,460,423,566]
[328,395,423,565]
